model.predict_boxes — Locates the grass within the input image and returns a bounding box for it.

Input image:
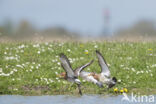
[0,41,156,95]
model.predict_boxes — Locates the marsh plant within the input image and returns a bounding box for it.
[0,42,156,95]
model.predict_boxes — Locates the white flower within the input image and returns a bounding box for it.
[13,88,18,91]
[127,57,132,60]
[118,79,121,82]
[0,73,10,76]
[0,68,3,72]
[20,50,24,53]
[107,63,111,67]
[6,65,9,68]
[82,80,86,82]
[36,66,39,69]
[5,56,18,60]
[10,71,14,74]
[19,44,25,49]
[59,44,62,46]
[4,52,7,54]
[131,68,135,72]
[151,64,156,68]
[63,81,67,84]
[16,65,23,68]
[45,42,49,45]
[67,49,71,52]
[49,44,53,47]
[80,57,84,60]
[69,60,73,63]
[31,66,34,69]
[136,71,140,74]
[6,47,9,50]
[85,50,88,52]
[13,69,18,72]
[55,72,58,75]
[120,65,124,67]
[124,67,130,70]
[94,45,98,48]
[87,68,90,71]
[140,70,144,73]
[37,51,40,54]
[57,62,60,65]
[42,49,45,52]
[50,79,54,83]
[38,64,41,67]
[52,60,56,62]
[17,78,21,80]
[22,64,25,66]
[33,44,40,48]
[26,62,30,64]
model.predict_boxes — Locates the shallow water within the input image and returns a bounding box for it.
[0,95,155,104]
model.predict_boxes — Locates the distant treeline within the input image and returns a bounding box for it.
[0,20,79,39]
[0,19,156,39]
[116,20,156,37]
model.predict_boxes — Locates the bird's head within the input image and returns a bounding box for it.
[108,77,117,88]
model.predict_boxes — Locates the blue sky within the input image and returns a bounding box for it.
[0,0,156,35]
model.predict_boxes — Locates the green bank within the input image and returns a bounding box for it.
[0,42,156,95]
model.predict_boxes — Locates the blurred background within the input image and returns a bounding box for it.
[0,0,156,41]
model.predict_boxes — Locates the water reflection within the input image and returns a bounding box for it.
[0,95,155,104]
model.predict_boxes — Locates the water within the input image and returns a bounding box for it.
[0,95,155,104]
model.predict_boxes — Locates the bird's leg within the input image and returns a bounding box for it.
[64,84,69,92]
[77,84,82,95]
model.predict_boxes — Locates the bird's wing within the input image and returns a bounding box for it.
[60,53,75,78]
[74,60,94,77]
[96,50,111,77]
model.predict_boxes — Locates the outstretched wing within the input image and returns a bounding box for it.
[74,60,94,77]
[60,53,75,78]
[96,50,110,77]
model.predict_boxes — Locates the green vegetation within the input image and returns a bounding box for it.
[0,41,156,95]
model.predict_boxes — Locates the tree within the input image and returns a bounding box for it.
[116,20,156,37]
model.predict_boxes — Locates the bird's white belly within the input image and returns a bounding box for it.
[80,71,98,84]
[99,76,110,84]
